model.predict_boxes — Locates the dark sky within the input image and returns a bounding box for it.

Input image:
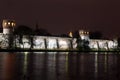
[0,0,120,38]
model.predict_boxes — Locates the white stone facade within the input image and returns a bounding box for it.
[0,19,118,50]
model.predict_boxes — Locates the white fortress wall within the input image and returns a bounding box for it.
[33,36,46,49]
[0,19,118,50]
[0,34,9,48]
[58,38,70,49]
[21,35,31,48]
[89,39,99,49]
[16,35,73,49]
[107,40,118,49]
[47,37,72,49]
[0,33,117,50]
[13,35,21,48]
[98,40,108,49]
[72,38,77,49]
[89,39,117,50]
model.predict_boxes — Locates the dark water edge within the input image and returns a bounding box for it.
[0,52,120,80]
[0,49,119,52]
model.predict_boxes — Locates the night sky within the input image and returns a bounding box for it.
[0,0,120,38]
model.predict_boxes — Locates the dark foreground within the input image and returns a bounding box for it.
[0,52,120,80]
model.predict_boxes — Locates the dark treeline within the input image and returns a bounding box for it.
[14,25,51,36]
[89,31,103,39]
[13,25,109,40]
[14,25,71,37]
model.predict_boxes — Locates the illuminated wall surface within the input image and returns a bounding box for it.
[0,34,118,50]
[1,19,117,50]
[33,36,45,49]
[89,39,118,50]
[71,38,77,49]
[80,35,89,40]
[46,38,57,49]
[23,36,73,49]
[0,34,9,48]
[13,35,74,49]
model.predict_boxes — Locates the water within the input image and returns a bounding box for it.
[0,52,120,80]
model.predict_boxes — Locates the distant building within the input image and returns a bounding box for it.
[0,19,118,50]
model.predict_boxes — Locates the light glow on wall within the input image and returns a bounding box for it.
[13,35,21,48]
[98,41,108,49]
[59,39,69,49]
[1,34,9,48]
[89,39,118,50]
[72,38,77,49]
[47,38,57,49]
[108,41,113,48]
[33,37,45,49]
[21,36,31,49]
[89,41,98,49]
[3,29,11,34]
[80,35,89,40]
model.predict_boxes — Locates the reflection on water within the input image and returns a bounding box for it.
[0,52,120,80]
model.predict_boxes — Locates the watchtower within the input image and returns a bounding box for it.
[2,19,16,48]
[79,30,89,40]
[2,19,16,34]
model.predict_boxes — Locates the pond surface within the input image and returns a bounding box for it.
[0,52,120,80]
